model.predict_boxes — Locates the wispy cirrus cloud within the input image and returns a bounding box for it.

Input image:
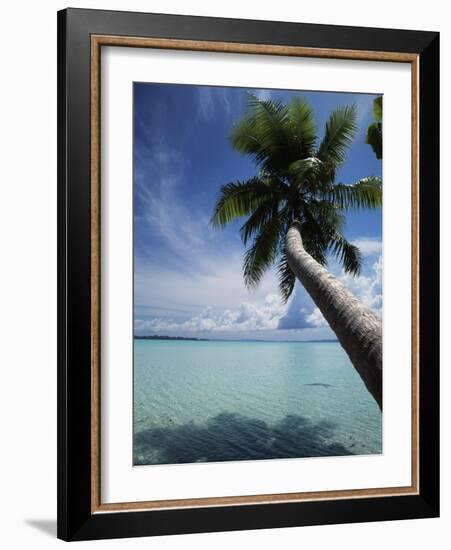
[197,86,235,120]
[133,118,282,315]
[134,116,219,272]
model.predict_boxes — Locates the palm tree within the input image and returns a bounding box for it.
[366,96,383,159]
[211,94,383,409]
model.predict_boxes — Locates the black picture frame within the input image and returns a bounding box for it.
[57,7,439,541]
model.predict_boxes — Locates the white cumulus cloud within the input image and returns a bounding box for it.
[340,255,382,316]
[135,294,287,334]
[303,255,383,328]
[352,238,382,256]
[137,255,383,336]
[304,307,329,328]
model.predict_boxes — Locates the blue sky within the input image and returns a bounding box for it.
[133,83,382,340]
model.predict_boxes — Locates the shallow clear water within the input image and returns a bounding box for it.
[133,339,382,465]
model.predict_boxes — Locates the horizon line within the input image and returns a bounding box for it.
[134,335,339,343]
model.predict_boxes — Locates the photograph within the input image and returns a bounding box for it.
[132,82,383,466]
[53,5,440,542]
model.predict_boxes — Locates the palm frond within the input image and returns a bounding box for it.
[231,93,320,175]
[308,199,345,233]
[210,178,277,228]
[365,123,382,159]
[239,197,281,245]
[230,94,290,169]
[365,97,383,159]
[327,176,382,210]
[329,233,362,276]
[286,97,317,158]
[229,112,263,159]
[299,200,345,266]
[277,250,296,303]
[243,216,282,288]
[373,96,383,122]
[317,105,358,165]
[299,209,329,266]
[288,157,325,187]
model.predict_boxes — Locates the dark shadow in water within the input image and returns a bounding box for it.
[303,383,334,388]
[134,412,352,466]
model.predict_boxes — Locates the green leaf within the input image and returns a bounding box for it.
[239,194,285,245]
[277,251,296,303]
[230,94,291,172]
[210,178,278,228]
[243,216,282,288]
[365,122,382,159]
[317,105,358,165]
[365,97,382,159]
[288,157,325,186]
[373,96,382,122]
[308,200,345,232]
[230,93,320,176]
[286,97,317,158]
[329,233,362,276]
[299,208,330,266]
[327,177,382,210]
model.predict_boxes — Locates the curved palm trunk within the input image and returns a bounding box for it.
[286,223,382,410]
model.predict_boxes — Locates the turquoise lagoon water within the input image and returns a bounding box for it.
[133,339,382,465]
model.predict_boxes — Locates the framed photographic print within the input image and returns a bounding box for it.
[57,8,439,541]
